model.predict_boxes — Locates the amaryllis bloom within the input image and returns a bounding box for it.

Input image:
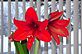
[47,11,70,45]
[12,7,51,50]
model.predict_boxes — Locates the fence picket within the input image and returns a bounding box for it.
[81,0,82,54]
[15,0,18,19]
[1,0,4,54]
[37,0,41,19]
[74,0,79,54]
[23,0,26,20]
[66,0,71,54]
[59,0,63,11]
[30,0,33,7]
[8,0,11,54]
[51,0,56,12]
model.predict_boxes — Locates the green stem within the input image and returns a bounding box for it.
[14,41,25,54]
[21,40,29,54]
[22,43,29,54]
[34,39,40,54]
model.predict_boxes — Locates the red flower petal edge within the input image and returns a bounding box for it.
[27,36,34,50]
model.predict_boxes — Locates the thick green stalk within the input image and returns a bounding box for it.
[34,39,39,54]
[22,43,29,54]
[14,41,25,54]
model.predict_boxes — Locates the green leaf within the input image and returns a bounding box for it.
[14,41,25,54]
[22,43,29,54]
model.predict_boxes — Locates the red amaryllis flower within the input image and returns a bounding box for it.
[12,7,51,50]
[47,11,70,45]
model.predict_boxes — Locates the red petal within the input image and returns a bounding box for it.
[50,11,59,18]
[51,32,60,45]
[53,35,60,45]
[39,20,48,30]
[13,29,32,41]
[14,18,27,30]
[27,37,34,50]
[48,26,69,37]
[49,11,63,22]
[52,18,70,27]
[25,7,38,23]
[35,30,51,42]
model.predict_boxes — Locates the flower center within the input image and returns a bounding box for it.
[31,22,39,29]
[34,24,38,28]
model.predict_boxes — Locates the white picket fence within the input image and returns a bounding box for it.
[0,0,82,54]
